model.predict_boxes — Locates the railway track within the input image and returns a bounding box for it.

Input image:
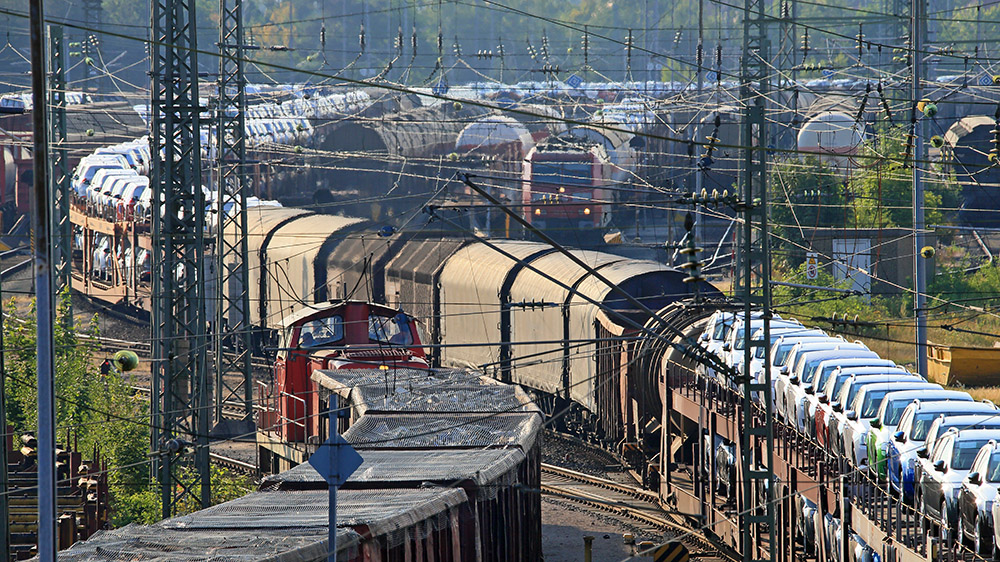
[209,452,257,474]
[541,463,736,561]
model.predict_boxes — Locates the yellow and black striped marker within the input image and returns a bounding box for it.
[652,541,689,562]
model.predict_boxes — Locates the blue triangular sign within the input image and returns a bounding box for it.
[308,432,363,487]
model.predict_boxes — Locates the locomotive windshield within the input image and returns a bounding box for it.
[369,313,413,345]
[531,162,592,186]
[297,315,344,347]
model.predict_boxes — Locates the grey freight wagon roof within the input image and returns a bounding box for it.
[49,488,468,562]
[343,411,542,450]
[164,488,467,533]
[263,448,524,490]
[54,526,355,562]
[312,368,538,415]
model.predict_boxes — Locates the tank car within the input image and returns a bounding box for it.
[797,111,865,172]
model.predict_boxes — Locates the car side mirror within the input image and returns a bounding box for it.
[722,343,731,351]
[917,447,928,459]
[893,431,905,443]
[832,402,842,413]
[934,459,946,473]
[846,410,857,421]
[780,366,789,375]
[805,387,814,395]
[818,393,828,404]
[870,419,881,429]
[700,333,709,342]
[969,472,983,485]
[789,376,799,385]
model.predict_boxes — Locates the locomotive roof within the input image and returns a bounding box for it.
[532,134,607,154]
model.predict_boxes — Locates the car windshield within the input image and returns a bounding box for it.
[911,413,942,441]
[885,399,914,425]
[755,333,797,358]
[801,357,830,384]
[826,374,848,401]
[955,439,992,470]
[774,343,796,366]
[816,366,840,390]
[859,389,891,418]
[712,317,733,341]
[844,383,866,409]
[988,451,1000,482]
[734,328,747,349]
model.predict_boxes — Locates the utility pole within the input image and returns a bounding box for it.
[80,0,102,90]
[0,260,7,562]
[215,0,254,428]
[151,0,211,516]
[736,0,776,556]
[29,0,57,559]
[776,0,798,151]
[912,0,928,377]
[49,25,72,307]
[695,0,705,251]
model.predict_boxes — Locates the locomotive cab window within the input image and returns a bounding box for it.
[297,315,344,347]
[369,313,413,345]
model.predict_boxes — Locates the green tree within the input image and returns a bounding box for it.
[3,290,256,526]
[770,155,847,267]
[849,124,960,230]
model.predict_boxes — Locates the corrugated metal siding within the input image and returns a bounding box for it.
[384,237,466,337]
[438,241,544,372]
[263,214,364,327]
[566,261,673,409]
[507,251,624,399]
[325,234,396,302]
[235,207,311,326]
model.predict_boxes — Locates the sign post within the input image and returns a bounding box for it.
[805,252,819,280]
[308,412,363,562]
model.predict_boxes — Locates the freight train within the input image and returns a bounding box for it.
[235,202,1000,561]
[55,316,543,561]
[233,205,717,466]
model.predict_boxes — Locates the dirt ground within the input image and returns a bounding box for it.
[542,497,653,562]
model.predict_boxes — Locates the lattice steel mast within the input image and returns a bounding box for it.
[776,0,798,151]
[150,0,211,516]
[214,0,254,426]
[736,0,776,556]
[48,25,72,302]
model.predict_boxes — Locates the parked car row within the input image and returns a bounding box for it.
[697,310,1000,556]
